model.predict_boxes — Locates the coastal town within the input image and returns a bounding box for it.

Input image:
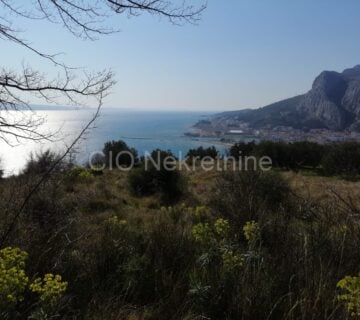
[185,118,360,144]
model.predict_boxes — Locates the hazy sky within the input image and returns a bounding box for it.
[2,0,360,111]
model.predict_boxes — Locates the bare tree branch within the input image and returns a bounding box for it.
[0,0,205,244]
[0,66,114,144]
[0,0,205,243]
[0,0,205,144]
[0,92,104,246]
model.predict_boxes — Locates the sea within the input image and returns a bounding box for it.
[0,108,228,176]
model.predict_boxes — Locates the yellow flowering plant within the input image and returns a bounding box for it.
[214,218,230,239]
[30,274,68,306]
[0,246,68,320]
[0,247,29,306]
[189,218,244,304]
[192,218,230,246]
[243,221,260,243]
[222,250,244,273]
[192,219,244,273]
[337,274,360,317]
[192,222,214,246]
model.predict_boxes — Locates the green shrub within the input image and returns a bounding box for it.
[0,247,29,306]
[0,247,67,319]
[186,146,218,163]
[229,141,256,158]
[30,274,68,306]
[103,140,138,168]
[229,141,324,170]
[128,149,185,204]
[23,150,65,175]
[253,141,292,168]
[289,141,324,168]
[208,170,291,227]
[67,166,94,182]
[243,220,260,243]
[337,274,360,317]
[322,142,360,177]
[190,218,244,318]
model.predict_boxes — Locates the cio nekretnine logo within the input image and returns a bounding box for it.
[88,150,272,172]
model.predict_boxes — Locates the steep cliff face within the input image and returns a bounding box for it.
[297,71,350,130]
[213,65,360,132]
[342,65,360,80]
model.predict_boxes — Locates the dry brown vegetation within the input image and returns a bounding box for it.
[1,161,360,319]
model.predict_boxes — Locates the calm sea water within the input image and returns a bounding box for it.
[0,109,226,176]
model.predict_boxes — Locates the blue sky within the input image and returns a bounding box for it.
[2,0,360,111]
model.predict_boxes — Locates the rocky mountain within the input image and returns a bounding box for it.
[212,65,360,132]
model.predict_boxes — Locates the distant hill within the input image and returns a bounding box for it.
[213,65,360,132]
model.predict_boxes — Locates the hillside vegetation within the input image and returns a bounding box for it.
[0,144,360,319]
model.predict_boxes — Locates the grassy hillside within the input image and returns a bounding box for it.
[1,164,360,319]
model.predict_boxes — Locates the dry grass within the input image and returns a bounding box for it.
[131,167,360,211]
[1,166,360,319]
[285,171,360,207]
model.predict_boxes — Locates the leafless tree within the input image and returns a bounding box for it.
[0,0,206,144]
[0,0,206,245]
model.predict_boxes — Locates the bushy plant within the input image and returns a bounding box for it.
[190,218,244,317]
[229,141,256,158]
[243,220,260,243]
[0,247,29,306]
[103,140,138,168]
[0,247,67,319]
[229,141,324,170]
[186,146,218,163]
[23,150,65,175]
[192,222,215,246]
[322,142,360,177]
[30,274,68,306]
[209,170,291,227]
[67,166,94,183]
[128,149,185,203]
[289,141,324,168]
[254,141,292,168]
[337,274,360,317]
[221,250,244,273]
